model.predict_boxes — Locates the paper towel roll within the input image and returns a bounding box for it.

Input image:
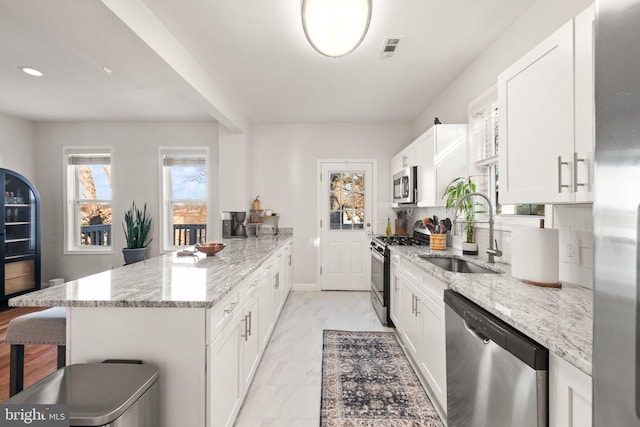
[511,227,560,286]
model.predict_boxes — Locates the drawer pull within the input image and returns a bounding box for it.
[224,301,237,314]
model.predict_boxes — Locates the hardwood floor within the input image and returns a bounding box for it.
[0,306,58,401]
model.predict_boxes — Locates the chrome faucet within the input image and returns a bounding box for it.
[453,192,503,263]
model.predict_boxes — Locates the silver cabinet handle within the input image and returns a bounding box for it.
[558,156,571,193]
[224,301,237,314]
[411,294,416,314]
[414,297,420,316]
[573,152,588,192]
[248,311,252,337]
[241,316,248,341]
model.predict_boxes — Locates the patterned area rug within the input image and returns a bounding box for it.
[321,330,444,427]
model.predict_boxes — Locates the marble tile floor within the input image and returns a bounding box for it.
[234,290,392,427]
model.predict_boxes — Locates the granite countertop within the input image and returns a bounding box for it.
[389,245,593,376]
[9,233,293,310]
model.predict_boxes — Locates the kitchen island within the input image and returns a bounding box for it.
[9,233,294,427]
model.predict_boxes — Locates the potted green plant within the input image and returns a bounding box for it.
[122,201,152,265]
[443,176,481,255]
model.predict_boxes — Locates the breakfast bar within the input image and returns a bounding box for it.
[9,234,294,427]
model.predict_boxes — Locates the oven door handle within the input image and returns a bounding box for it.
[370,248,385,263]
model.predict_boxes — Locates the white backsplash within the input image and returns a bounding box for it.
[386,204,594,290]
[554,204,594,289]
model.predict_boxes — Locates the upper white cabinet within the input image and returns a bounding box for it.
[498,4,594,204]
[391,124,467,207]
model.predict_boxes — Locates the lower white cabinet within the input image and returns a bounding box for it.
[208,307,244,427]
[549,352,592,427]
[393,257,447,414]
[389,254,402,329]
[208,242,293,427]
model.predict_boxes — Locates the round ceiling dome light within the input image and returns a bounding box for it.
[20,66,44,77]
[301,0,372,58]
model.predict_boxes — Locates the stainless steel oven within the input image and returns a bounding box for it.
[370,237,390,326]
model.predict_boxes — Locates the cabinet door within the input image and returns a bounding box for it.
[574,4,595,203]
[549,353,592,427]
[498,20,575,204]
[400,277,420,361]
[259,275,275,351]
[434,125,467,204]
[417,293,447,412]
[416,129,436,207]
[208,309,244,427]
[241,296,261,391]
[389,255,402,329]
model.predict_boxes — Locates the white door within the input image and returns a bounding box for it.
[320,161,373,290]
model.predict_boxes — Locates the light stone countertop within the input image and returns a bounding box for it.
[389,245,593,376]
[9,233,293,310]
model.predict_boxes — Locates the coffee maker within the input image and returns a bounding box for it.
[222,211,247,238]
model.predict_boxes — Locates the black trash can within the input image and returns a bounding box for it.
[3,362,159,426]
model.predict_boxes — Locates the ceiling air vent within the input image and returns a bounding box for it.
[380,37,401,59]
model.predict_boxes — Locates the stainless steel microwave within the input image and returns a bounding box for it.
[393,166,417,204]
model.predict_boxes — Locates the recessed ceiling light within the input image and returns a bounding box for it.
[102,66,115,76]
[20,66,43,77]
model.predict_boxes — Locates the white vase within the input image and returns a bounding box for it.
[462,242,478,255]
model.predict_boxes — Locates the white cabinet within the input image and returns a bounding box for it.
[389,254,402,329]
[549,352,592,427]
[208,242,293,427]
[391,124,467,207]
[208,307,244,427]
[498,5,594,204]
[394,257,447,414]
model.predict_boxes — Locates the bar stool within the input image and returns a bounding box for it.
[5,307,66,396]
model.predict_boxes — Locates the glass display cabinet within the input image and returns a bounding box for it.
[1,168,40,301]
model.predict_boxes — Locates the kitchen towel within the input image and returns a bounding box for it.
[511,226,560,286]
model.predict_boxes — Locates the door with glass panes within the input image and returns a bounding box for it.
[320,161,373,290]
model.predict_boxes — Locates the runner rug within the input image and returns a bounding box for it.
[320,330,444,427]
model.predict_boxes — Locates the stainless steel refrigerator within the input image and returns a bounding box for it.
[593,0,640,425]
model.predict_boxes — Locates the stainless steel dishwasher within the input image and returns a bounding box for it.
[444,290,548,427]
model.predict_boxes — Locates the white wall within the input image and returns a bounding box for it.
[408,0,594,287]
[34,121,219,282]
[250,123,411,286]
[412,0,593,136]
[0,112,36,182]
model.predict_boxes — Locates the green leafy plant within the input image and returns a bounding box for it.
[443,177,482,243]
[122,201,152,249]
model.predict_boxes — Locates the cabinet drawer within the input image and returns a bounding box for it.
[5,260,35,294]
[422,273,446,309]
[402,259,423,285]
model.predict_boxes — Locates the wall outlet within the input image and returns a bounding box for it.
[567,243,575,258]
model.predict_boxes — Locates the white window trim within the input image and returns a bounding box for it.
[158,146,210,253]
[63,146,114,255]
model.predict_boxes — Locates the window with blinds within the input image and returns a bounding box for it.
[472,102,499,164]
[64,147,113,252]
[468,87,544,217]
[160,148,209,251]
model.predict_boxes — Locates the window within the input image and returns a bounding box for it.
[329,172,365,230]
[64,147,113,253]
[160,148,208,251]
[468,87,544,217]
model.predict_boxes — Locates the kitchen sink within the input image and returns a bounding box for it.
[418,255,500,274]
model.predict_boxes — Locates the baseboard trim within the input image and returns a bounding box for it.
[292,283,320,291]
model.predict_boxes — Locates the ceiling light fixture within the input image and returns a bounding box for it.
[301,0,372,58]
[20,66,43,77]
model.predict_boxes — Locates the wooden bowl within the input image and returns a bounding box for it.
[195,242,226,256]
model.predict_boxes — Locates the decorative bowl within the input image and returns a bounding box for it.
[195,242,226,256]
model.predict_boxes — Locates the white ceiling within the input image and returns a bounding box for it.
[0,0,536,124]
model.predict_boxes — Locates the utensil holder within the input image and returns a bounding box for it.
[430,234,446,250]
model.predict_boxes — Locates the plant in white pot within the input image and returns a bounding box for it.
[122,201,152,265]
[443,177,483,255]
